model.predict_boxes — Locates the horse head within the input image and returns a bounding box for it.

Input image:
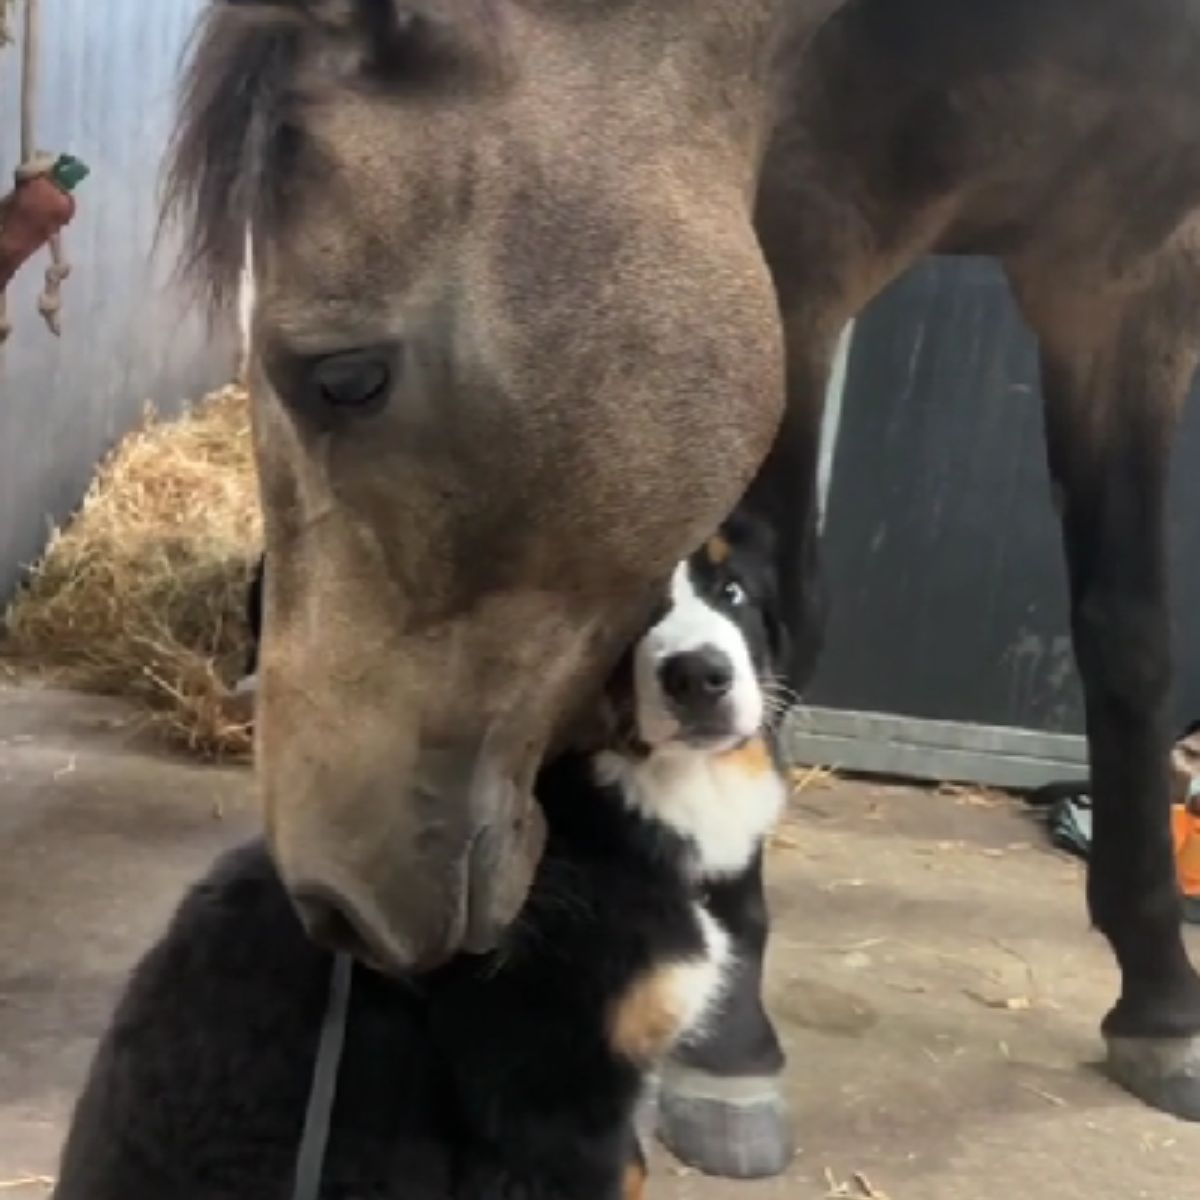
[169,0,787,971]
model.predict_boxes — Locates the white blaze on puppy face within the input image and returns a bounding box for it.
[634,560,763,749]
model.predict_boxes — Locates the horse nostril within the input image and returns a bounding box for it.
[659,646,734,707]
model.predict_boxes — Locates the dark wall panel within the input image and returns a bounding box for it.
[810,256,1200,735]
[0,0,230,602]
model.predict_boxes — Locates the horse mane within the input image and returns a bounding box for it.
[163,1,507,313]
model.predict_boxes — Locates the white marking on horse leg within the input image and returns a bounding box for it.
[816,318,855,533]
[236,230,255,381]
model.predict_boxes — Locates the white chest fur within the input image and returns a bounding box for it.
[595,743,787,879]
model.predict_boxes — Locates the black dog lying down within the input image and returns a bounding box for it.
[52,513,790,1200]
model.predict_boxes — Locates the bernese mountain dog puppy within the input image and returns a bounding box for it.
[51,511,790,1200]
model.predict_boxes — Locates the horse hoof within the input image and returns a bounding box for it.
[1106,1034,1200,1120]
[654,1064,795,1179]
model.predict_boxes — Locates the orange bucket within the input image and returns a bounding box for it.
[1171,803,1200,899]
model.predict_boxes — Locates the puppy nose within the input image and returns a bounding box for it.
[659,646,734,707]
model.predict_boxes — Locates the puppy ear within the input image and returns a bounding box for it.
[725,505,778,564]
[765,607,792,685]
[719,507,790,671]
[561,677,631,756]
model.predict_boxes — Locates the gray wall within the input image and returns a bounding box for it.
[0,0,230,602]
[793,256,1200,785]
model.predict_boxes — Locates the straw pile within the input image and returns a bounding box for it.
[1,383,262,758]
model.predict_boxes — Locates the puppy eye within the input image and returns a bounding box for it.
[720,581,747,608]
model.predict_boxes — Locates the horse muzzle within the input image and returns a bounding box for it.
[273,743,546,975]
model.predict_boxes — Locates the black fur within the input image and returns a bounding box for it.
[54,514,788,1200]
[53,786,704,1199]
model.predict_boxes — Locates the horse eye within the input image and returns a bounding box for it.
[312,351,392,415]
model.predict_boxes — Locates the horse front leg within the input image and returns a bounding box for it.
[655,853,792,1179]
[1012,255,1200,1119]
[655,340,833,1178]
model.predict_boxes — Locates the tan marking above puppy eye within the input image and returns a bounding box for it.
[706,535,731,565]
[715,736,772,778]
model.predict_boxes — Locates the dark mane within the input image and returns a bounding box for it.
[162,5,307,314]
[162,1,510,314]
[163,6,308,311]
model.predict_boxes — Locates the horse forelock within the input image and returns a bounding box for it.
[162,0,508,315]
[163,6,305,313]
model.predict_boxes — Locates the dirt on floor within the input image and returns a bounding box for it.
[2,682,1198,1199]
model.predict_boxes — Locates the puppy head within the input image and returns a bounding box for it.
[626,511,786,755]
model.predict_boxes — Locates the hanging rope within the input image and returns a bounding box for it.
[19,0,36,160]
[0,0,89,346]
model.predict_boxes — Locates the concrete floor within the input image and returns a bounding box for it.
[2,683,1199,1199]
